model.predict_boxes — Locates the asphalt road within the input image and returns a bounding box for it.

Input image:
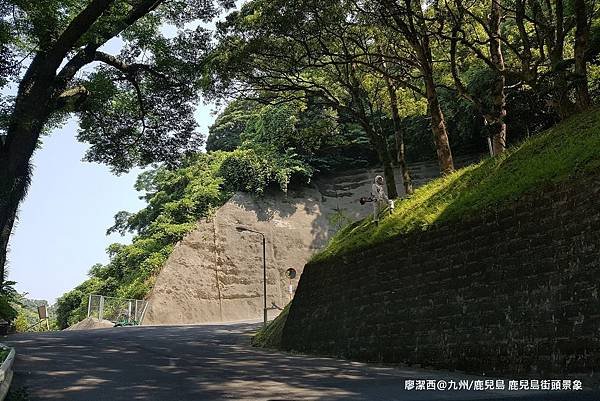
[3,323,599,401]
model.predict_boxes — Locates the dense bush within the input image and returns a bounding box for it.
[218,148,313,194]
[206,99,253,152]
[208,99,377,172]
[0,272,18,323]
[14,296,56,332]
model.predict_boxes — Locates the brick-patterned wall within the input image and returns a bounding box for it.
[281,176,600,375]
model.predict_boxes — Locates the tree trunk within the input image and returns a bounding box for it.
[0,65,55,284]
[424,73,454,175]
[574,0,591,110]
[393,121,413,196]
[380,0,454,175]
[365,123,398,199]
[414,5,454,175]
[549,0,575,119]
[385,78,413,195]
[0,126,42,286]
[489,0,507,155]
[552,65,573,119]
[348,66,398,198]
[0,197,17,279]
[381,153,398,200]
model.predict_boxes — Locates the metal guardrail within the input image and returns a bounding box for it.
[0,346,15,401]
[87,294,149,325]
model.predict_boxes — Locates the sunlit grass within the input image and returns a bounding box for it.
[313,108,600,262]
[251,303,290,349]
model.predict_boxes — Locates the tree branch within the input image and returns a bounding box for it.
[54,85,90,111]
[48,0,117,66]
[53,0,166,95]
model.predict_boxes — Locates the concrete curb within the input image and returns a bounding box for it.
[0,346,15,401]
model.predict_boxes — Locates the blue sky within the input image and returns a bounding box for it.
[8,120,144,302]
[8,106,215,304]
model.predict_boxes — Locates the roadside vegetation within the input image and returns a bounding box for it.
[0,271,18,327]
[254,107,600,348]
[251,304,290,349]
[13,297,57,333]
[0,346,10,363]
[314,108,600,262]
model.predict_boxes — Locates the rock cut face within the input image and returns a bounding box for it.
[143,159,477,324]
[143,187,328,324]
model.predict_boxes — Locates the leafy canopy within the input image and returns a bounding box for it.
[1,0,233,172]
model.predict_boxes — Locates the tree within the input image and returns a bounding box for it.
[241,100,341,163]
[366,0,456,174]
[0,0,233,282]
[497,0,598,118]
[56,289,86,329]
[206,99,256,152]
[207,0,404,197]
[574,0,593,109]
[447,0,508,155]
[0,269,18,323]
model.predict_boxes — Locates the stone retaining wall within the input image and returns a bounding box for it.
[282,175,600,375]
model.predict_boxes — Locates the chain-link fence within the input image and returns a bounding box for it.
[87,294,148,325]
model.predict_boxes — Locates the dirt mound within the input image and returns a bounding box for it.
[66,317,114,330]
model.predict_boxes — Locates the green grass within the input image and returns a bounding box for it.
[251,303,290,348]
[313,108,600,262]
[0,348,9,364]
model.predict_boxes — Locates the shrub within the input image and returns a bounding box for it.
[218,148,313,195]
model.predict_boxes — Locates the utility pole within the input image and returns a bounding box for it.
[236,226,268,327]
[262,234,267,326]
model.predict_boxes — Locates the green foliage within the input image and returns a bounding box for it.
[328,208,353,231]
[0,298,16,323]
[218,148,313,195]
[207,97,373,171]
[55,288,87,329]
[56,148,314,327]
[0,270,19,322]
[242,100,339,158]
[206,99,254,151]
[251,303,290,349]
[0,347,9,363]
[314,108,600,262]
[13,296,55,332]
[1,0,234,173]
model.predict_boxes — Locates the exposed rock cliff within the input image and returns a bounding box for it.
[143,158,477,324]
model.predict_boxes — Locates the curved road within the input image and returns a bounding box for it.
[3,323,598,400]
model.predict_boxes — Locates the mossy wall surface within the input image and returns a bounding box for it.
[282,175,600,375]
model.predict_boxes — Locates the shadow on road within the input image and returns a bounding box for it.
[3,323,597,401]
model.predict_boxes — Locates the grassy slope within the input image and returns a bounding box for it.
[251,303,290,348]
[253,108,600,348]
[314,108,600,262]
